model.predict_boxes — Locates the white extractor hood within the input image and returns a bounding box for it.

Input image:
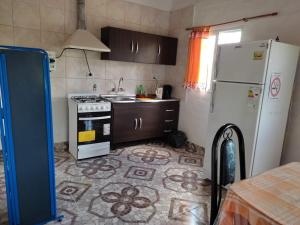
[63,29,110,52]
[62,0,110,53]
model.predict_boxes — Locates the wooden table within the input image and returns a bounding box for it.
[215,162,300,225]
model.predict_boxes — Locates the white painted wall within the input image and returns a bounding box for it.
[123,0,173,11]
[123,0,199,11]
[167,0,300,164]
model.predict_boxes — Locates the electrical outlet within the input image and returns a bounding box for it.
[47,51,56,72]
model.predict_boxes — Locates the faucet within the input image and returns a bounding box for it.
[117,77,124,92]
[153,76,159,91]
[93,83,97,92]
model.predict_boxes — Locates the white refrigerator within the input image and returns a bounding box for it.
[204,40,299,180]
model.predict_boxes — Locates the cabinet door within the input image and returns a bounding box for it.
[157,37,178,65]
[101,27,135,62]
[134,32,158,64]
[112,105,140,144]
[136,104,164,139]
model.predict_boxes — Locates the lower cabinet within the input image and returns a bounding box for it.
[112,101,179,145]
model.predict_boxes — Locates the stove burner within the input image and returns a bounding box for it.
[71,96,107,103]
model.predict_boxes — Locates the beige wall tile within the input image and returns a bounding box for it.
[14,0,39,4]
[14,27,41,48]
[140,6,156,27]
[0,0,13,26]
[87,77,106,93]
[66,56,89,78]
[152,65,166,81]
[106,0,126,21]
[13,1,40,29]
[65,9,77,34]
[65,0,76,12]
[41,31,65,52]
[51,77,66,98]
[50,56,66,78]
[125,3,141,25]
[86,15,107,36]
[66,78,88,93]
[90,59,106,79]
[155,10,170,31]
[41,0,65,10]
[0,25,13,45]
[41,6,64,32]
[86,0,107,17]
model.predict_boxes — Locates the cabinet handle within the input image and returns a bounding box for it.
[139,118,142,129]
[210,81,217,113]
[136,42,139,54]
[158,44,161,56]
[164,130,172,133]
[134,118,138,130]
[131,41,134,53]
[165,109,174,112]
[165,120,174,123]
[215,47,221,79]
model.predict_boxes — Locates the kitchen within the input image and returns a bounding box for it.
[1,0,300,225]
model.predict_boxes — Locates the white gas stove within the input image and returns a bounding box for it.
[68,94,111,160]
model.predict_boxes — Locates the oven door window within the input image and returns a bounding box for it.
[77,112,111,145]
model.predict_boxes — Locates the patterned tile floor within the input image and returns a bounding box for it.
[0,142,211,225]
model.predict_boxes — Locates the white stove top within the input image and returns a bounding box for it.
[68,93,111,113]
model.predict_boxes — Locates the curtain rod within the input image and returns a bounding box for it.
[186,12,278,31]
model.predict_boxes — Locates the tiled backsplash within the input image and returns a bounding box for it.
[53,51,167,95]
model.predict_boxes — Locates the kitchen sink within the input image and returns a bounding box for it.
[104,96,137,103]
[102,95,179,103]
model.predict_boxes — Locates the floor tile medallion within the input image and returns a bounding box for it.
[124,166,156,181]
[89,182,159,223]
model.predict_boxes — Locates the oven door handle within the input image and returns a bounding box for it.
[79,116,111,121]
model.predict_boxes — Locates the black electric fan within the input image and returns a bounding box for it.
[210,123,246,225]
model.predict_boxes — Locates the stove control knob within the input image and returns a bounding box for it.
[90,106,94,111]
[100,106,104,110]
[78,106,83,112]
[95,106,99,110]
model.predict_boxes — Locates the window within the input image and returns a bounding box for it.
[198,29,242,91]
[218,29,242,45]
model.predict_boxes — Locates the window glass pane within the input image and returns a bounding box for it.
[218,29,242,45]
[199,35,216,90]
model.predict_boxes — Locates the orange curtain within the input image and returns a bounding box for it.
[184,27,210,89]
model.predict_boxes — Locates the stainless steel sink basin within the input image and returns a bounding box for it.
[104,96,137,103]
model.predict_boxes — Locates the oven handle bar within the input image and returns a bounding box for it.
[79,116,111,121]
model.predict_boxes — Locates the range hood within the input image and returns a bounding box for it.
[62,0,110,52]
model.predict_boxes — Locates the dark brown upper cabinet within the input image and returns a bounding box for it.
[157,36,178,65]
[101,27,178,65]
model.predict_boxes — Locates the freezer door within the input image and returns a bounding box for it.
[216,41,269,84]
[204,81,263,180]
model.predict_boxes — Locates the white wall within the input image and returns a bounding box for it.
[0,0,171,143]
[169,0,300,164]
[167,6,211,146]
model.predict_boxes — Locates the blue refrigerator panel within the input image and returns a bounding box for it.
[0,46,59,225]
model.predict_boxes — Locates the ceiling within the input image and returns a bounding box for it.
[123,0,199,11]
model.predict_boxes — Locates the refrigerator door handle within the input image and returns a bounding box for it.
[210,81,217,113]
[214,48,221,79]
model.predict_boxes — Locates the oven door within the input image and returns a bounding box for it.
[77,111,111,146]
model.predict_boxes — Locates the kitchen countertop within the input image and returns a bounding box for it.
[101,95,180,103]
